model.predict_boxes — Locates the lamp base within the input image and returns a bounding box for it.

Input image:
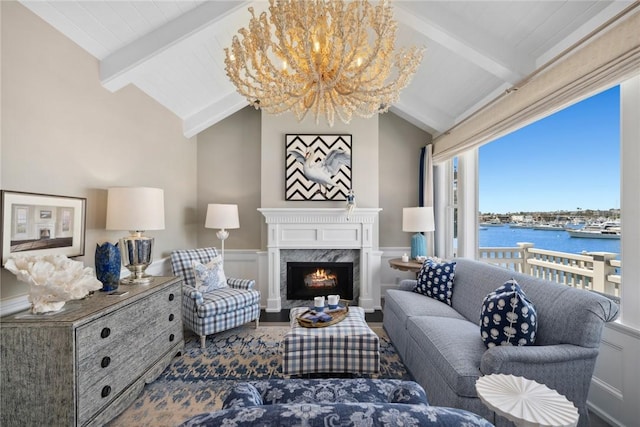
[410,233,426,259]
[120,275,153,285]
[119,234,154,285]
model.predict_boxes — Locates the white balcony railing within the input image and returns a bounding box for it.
[478,242,620,298]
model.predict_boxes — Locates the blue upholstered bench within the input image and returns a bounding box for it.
[180,379,495,426]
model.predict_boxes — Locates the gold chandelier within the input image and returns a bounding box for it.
[224,0,424,126]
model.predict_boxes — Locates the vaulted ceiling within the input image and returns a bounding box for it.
[20,1,634,138]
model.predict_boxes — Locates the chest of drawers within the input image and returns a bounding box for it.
[0,276,183,426]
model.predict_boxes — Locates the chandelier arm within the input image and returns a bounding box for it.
[226,49,267,104]
[329,3,368,91]
[329,90,354,124]
[323,0,371,92]
[270,0,305,73]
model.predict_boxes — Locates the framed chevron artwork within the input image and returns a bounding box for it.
[285,134,352,201]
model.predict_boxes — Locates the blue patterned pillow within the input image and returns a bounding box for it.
[480,279,537,348]
[413,258,456,305]
[192,256,227,292]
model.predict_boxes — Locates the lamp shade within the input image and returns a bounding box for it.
[205,204,239,229]
[402,207,435,232]
[106,187,165,231]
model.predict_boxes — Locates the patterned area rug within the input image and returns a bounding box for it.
[107,324,410,427]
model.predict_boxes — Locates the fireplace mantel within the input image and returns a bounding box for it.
[258,208,382,312]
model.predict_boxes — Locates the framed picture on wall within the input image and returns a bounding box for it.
[1,190,86,265]
[285,134,352,201]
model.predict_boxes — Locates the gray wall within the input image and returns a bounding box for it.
[379,113,432,246]
[196,107,262,250]
[0,2,198,299]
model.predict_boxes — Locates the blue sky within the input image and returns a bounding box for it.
[479,86,620,214]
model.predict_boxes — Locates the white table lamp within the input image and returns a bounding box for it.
[205,204,239,265]
[402,207,435,259]
[106,187,165,284]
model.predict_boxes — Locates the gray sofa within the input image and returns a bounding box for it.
[383,257,619,427]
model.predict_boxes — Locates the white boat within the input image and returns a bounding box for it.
[531,223,566,231]
[480,219,503,227]
[509,222,534,229]
[566,221,621,239]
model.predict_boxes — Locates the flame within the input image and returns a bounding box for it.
[312,269,328,280]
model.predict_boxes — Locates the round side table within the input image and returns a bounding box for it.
[388,258,423,273]
[476,374,579,427]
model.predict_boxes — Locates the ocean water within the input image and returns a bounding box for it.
[479,225,620,256]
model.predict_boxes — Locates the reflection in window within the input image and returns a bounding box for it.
[61,209,72,232]
[15,206,28,235]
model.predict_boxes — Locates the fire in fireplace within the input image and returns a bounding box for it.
[287,262,354,301]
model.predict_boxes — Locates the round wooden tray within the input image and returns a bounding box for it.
[296,302,349,328]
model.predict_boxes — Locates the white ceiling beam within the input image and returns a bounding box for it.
[183,91,248,138]
[100,1,251,92]
[393,4,533,85]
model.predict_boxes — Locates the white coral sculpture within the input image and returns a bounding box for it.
[5,254,102,314]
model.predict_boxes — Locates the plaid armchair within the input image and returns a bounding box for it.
[170,247,260,349]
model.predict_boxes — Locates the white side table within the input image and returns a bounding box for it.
[476,374,579,427]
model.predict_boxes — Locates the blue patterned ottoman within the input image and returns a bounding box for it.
[282,306,380,375]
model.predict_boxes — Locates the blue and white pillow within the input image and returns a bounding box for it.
[413,258,456,305]
[480,279,537,348]
[192,255,227,292]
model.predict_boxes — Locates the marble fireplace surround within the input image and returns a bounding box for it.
[258,208,382,312]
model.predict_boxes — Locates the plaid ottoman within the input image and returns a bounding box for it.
[282,306,380,376]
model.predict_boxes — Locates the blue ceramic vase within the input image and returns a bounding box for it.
[95,242,121,292]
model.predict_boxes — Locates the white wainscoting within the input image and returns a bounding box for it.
[0,294,31,317]
[588,322,640,426]
[379,247,420,297]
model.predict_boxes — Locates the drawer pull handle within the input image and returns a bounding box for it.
[101,356,111,368]
[100,328,111,339]
[169,314,175,322]
[101,385,111,398]
[168,293,175,301]
[169,334,175,342]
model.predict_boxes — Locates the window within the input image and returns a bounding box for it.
[439,77,639,329]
